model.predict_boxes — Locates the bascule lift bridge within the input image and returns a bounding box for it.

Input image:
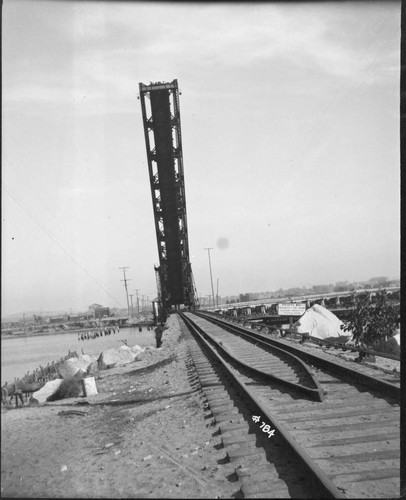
[139,79,199,322]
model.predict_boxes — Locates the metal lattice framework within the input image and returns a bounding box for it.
[139,80,198,313]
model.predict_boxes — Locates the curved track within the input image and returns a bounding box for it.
[187,311,323,401]
[180,311,400,499]
[199,311,400,399]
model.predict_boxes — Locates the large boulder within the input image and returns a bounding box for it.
[57,358,87,380]
[31,379,64,404]
[78,353,97,365]
[130,345,146,357]
[78,354,98,375]
[97,346,137,370]
[57,355,98,379]
[294,304,348,340]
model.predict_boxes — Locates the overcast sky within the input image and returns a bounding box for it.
[2,1,400,316]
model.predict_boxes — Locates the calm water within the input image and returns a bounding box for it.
[1,326,156,384]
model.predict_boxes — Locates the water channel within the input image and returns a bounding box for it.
[1,326,156,384]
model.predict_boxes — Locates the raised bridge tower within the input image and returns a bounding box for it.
[139,79,198,317]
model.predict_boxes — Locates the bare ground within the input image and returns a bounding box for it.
[1,314,237,499]
[2,314,399,499]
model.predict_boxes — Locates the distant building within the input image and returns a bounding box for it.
[109,307,124,317]
[49,315,68,324]
[95,307,110,319]
[239,293,251,303]
[68,313,91,322]
[88,303,103,312]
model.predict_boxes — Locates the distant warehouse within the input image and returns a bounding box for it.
[68,313,91,322]
[88,304,110,319]
[49,315,67,324]
[95,307,110,319]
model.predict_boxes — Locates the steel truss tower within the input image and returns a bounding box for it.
[139,80,198,314]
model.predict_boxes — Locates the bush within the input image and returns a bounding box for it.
[340,290,399,348]
[47,378,82,401]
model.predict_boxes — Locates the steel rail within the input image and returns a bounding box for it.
[187,313,324,402]
[218,312,400,361]
[250,324,401,362]
[196,311,400,401]
[179,312,345,499]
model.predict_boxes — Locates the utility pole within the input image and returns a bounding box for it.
[135,289,140,316]
[119,267,131,316]
[129,294,134,317]
[216,278,219,308]
[204,248,216,309]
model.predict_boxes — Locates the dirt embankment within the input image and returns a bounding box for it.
[1,315,236,499]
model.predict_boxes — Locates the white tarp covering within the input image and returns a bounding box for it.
[294,304,348,340]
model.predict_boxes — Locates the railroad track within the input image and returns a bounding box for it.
[197,311,400,398]
[179,311,400,499]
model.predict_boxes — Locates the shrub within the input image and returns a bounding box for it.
[340,290,399,348]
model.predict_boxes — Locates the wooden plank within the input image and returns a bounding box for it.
[315,449,399,464]
[308,431,399,448]
[278,408,398,425]
[274,404,396,421]
[305,439,398,459]
[330,467,399,482]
